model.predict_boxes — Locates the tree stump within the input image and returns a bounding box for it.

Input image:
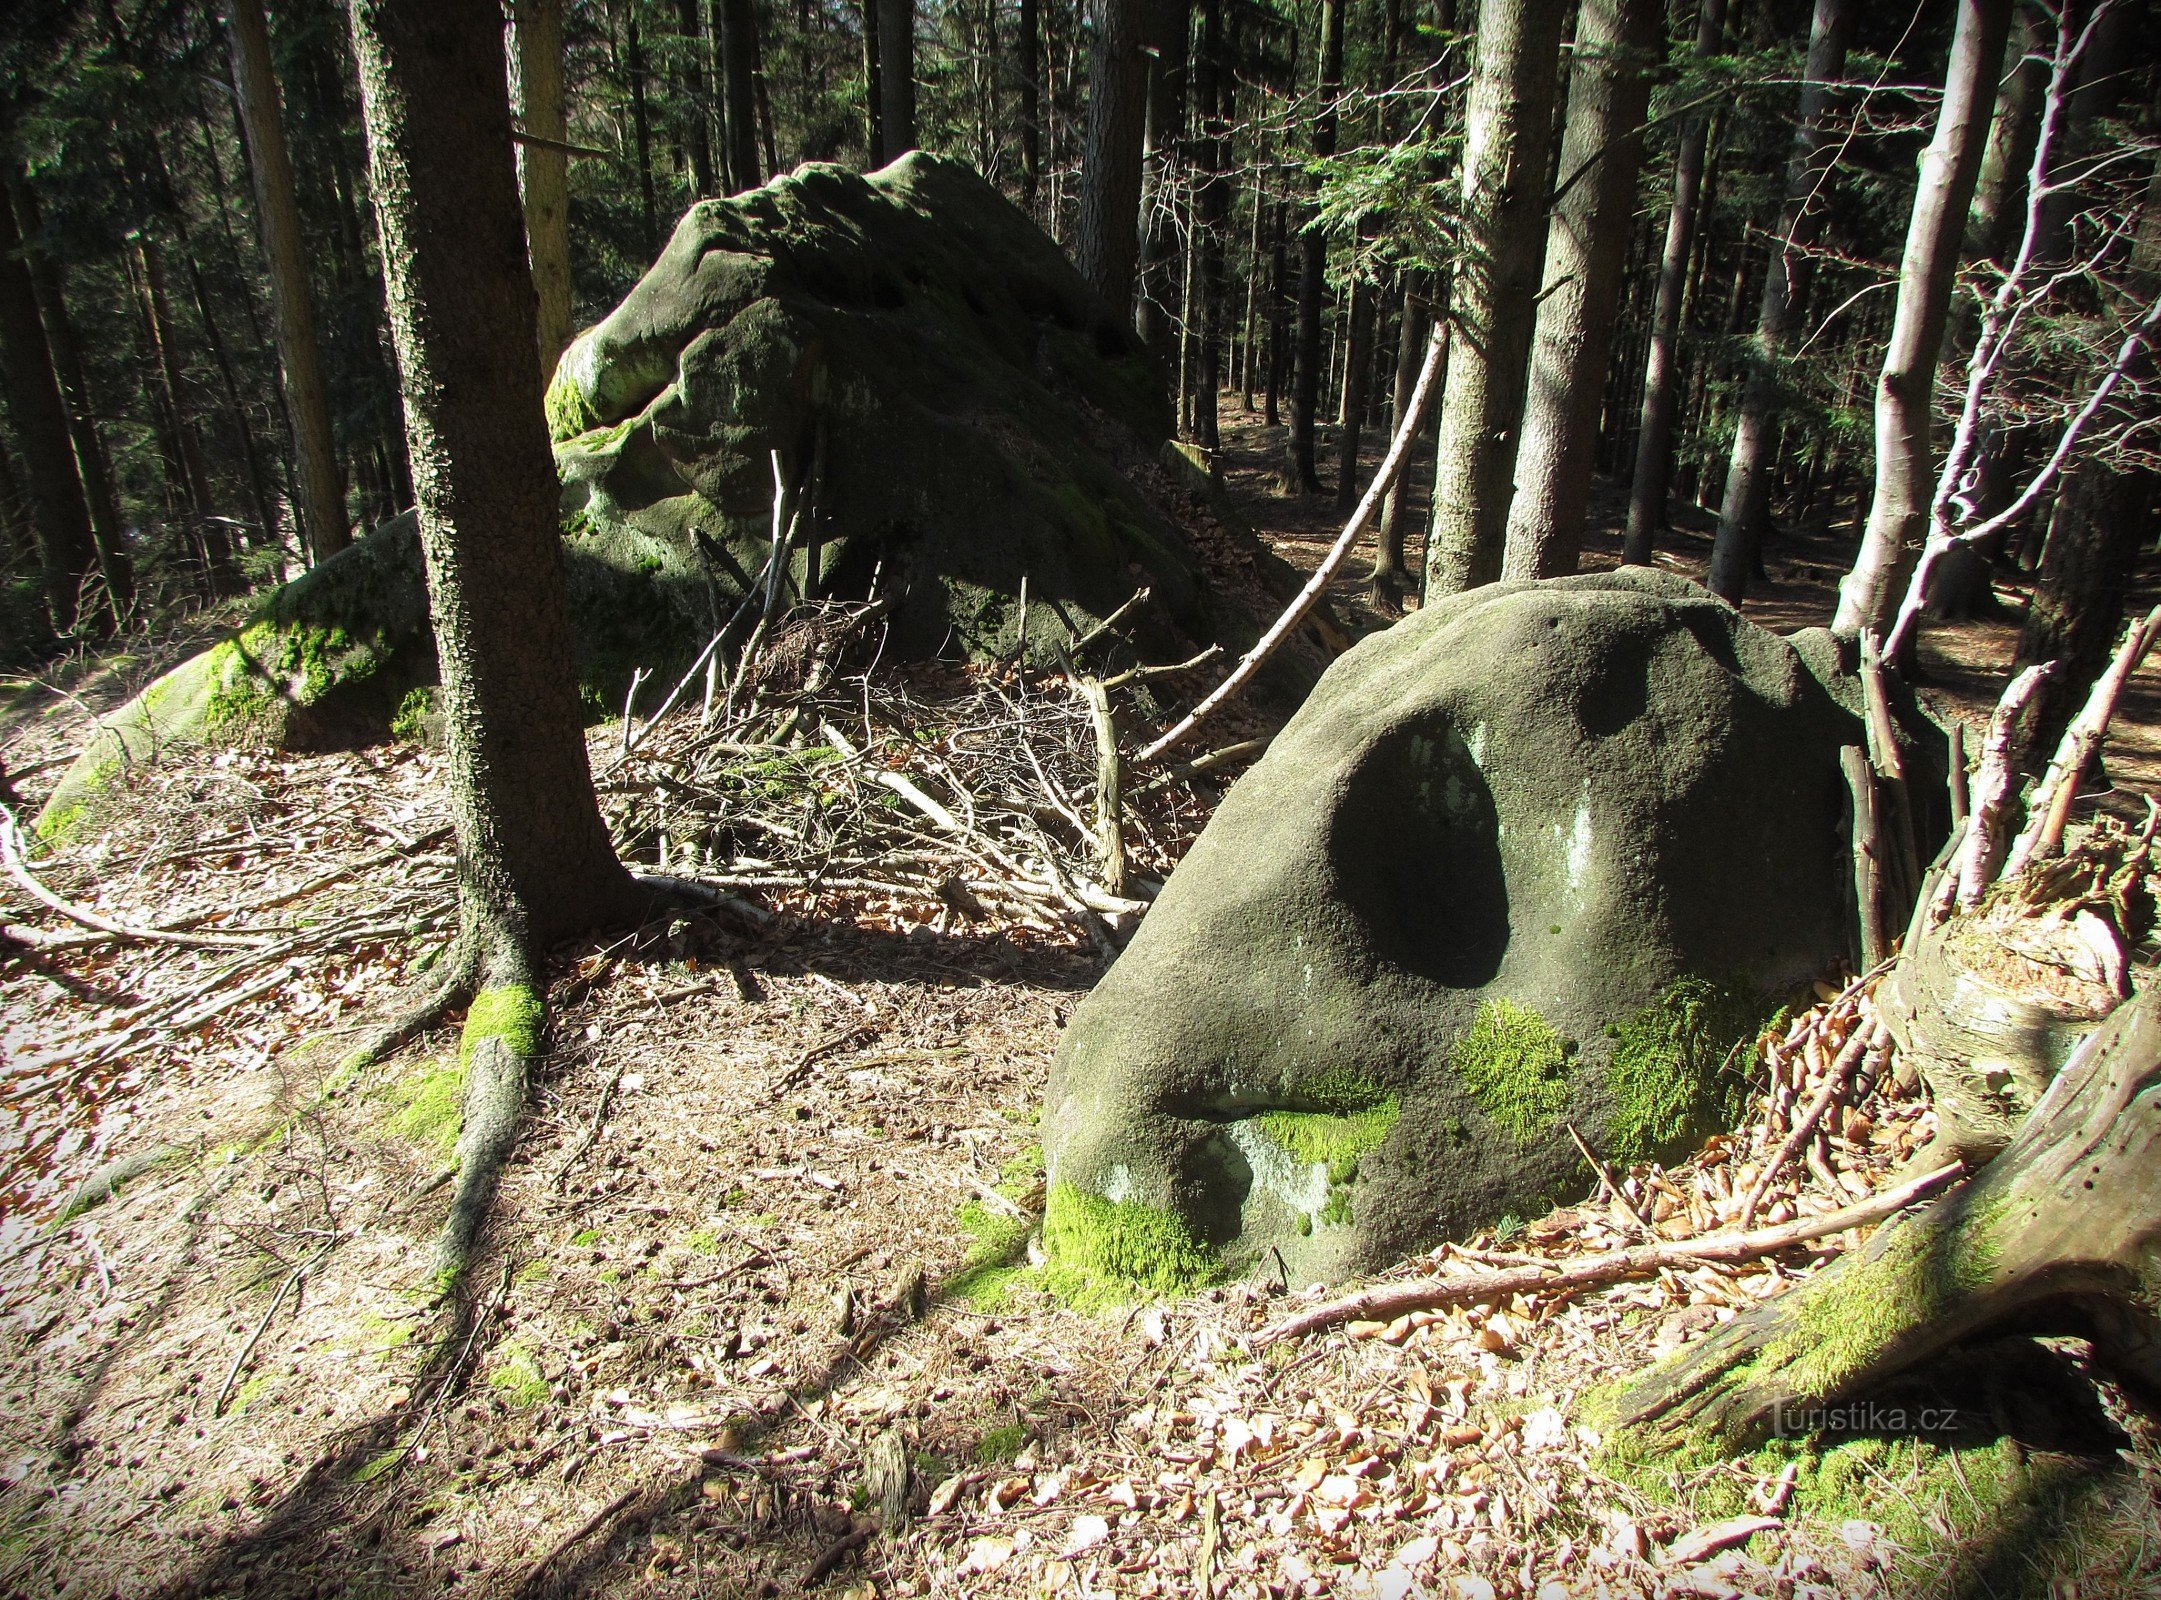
[1608,984,2161,1454]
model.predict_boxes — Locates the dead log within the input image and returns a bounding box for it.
[1606,984,2161,1455]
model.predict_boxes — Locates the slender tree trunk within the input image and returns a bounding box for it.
[1965,8,2043,269]
[1191,0,1228,452]
[1500,0,1662,580]
[1018,0,1041,206]
[7,179,134,611]
[135,233,241,592]
[860,0,885,165]
[1332,274,1374,509]
[1372,278,1431,605]
[1706,0,1854,600]
[512,0,573,386]
[348,0,650,1284]
[1075,0,1149,314]
[1619,0,1726,565]
[719,0,765,189]
[878,0,916,155]
[626,8,661,256]
[1833,0,2014,642]
[674,0,716,195]
[1284,0,1341,493]
[0,188,96,634]
[229,0,350,563]
[1136,0,1191,359]
[178,241,280,558]
[1264,188,1286,426]
[751,10,780,179]
[1422,0,1568,596]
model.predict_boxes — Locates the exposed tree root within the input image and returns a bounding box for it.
[1609,988,2161,1456]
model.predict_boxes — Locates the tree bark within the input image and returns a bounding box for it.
[229,0,351,563]
[0,184,96,634]
[860,0,885,166]
[1619,0,1725,567]
[1500,0,1662,581]
[625,7,661,256]
[1332,274,1373,509]
[1965,8,2043,269]
[1421,0,1567,596]
[349,0,650,1283]
[1284,0,1341,494]
[1832,0,2014,643]
[1611,984,2161,1454]
[673,0,715,196]
[1074,0,1149,315]
[1018,0,1040,207]
[719,0,764,189]
[512,0,573,385]
[1706,0,1853,602]
[1372,278,1432,606]
[1135,0,1191,361]
[877,0,916,155]
[7,178,134,613]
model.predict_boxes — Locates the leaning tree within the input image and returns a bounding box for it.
[346,0,658,1286]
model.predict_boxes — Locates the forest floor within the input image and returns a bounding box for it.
[2,406,2160,1600]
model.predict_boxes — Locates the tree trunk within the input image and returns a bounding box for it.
[1610,985,2161,1455]
[1619,0,1725,567]
[1074,0,1149,315]
[674,0,715,196]
[136,233,241,593]
[1191,0,1228,454]
[1706,0,1853,602]
[7,178,134,613]
[877,0,916,155]
[1832,0,2014,643]
[0,184,96,634]
[2011,465,2150,770]
[1018,0,1041,208]
[1135,0,1191,361]
[1964,8,2043,269]
[626,7,661,256]
[229,0,351,564]
[1284,0,1342,494]
[1372,278,1432,607]
[348,0,650,1284]
[1332,273,1373,509]
[720,0,764,189]
[860,0,885,166]
[512,0,573,384]
[1499,0,1662,580]
[1421,0,1567,596]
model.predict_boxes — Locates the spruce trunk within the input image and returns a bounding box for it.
[1422,0,1567,596]
[1500,0,1661,580]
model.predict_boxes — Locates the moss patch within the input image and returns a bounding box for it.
[1452,999,1574,1144]
[1038,1182,1217,1309]
[545,369,603,443]
[487,1340,549,1408]
[944,1144,1044,1310]
[384,1058,464,1160]
[460,985,544,1069]
[1602,977,1761,1164]
[390,686,434,742]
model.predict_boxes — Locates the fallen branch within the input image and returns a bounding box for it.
[1255,1162,1962,1346]
[0,810,274,949]
[1138,324,1446,763]
[1738,1018,1881,1229]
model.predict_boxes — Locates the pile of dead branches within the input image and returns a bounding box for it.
[597,593,1245,952]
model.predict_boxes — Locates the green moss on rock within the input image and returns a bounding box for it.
[1039,1182,1216,1308]
[390,687,435,742]
[545,367,603,443]
[1256,1100,1398,1187]
[1602,978,1763,1164]
[1453,999,1574,1144]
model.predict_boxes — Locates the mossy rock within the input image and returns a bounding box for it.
[1042,570,1949,1291]
[37,154,1309,840]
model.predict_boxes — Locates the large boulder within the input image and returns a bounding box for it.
[35,154,1308,839]
[1041,570,1945,1295]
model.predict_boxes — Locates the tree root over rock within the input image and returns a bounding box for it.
[1607,986,2161,1456]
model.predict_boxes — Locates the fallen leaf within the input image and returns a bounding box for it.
[1060,1514,1109,1557]
[962,1536,1014,1575]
